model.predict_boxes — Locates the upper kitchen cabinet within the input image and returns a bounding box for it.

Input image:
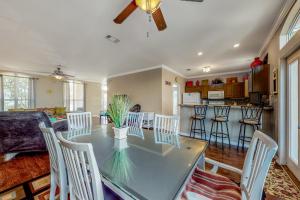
[252,64,270,95]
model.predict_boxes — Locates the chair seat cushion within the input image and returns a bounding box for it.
[192,115,205,120]
[212,117,227,122]
[182,167,241,200]
[239,119,259,125]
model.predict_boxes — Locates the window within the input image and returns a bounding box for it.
[288,10,300,41]
[280,1,300,48]
[0,75,36,111]
[64,81,85,112]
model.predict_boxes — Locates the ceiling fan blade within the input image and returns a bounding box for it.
[152,8,167,31]
[114,0,138,24]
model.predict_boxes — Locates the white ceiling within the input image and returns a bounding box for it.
[0,0,285,82]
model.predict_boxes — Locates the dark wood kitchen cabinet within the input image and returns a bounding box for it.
[225,82,244,98]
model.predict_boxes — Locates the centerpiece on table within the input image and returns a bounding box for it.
[107,95,131,139]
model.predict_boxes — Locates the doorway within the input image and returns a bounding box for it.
[287,49,300,180]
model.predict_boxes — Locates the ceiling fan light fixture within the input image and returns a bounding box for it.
[135,0,161,13]
[54,75,63,80]
[203,66,211,73]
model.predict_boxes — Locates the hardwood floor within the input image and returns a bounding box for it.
[205,144,246,183]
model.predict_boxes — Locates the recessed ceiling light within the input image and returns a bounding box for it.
[186,68,191,72]
[197,52,203,56]
[203,66,210,73]
[234,43,240,48]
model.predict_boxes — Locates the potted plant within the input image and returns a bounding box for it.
[107,95,131,139]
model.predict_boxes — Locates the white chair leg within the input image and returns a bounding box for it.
[49,172,56,200]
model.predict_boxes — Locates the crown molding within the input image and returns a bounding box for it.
[187,69,250,79]
[161,65,187,78]
[107,65,164,79]
[107,64,186,79]
[259,0,296,57]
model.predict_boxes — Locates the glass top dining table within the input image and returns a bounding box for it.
[61,125,208,200]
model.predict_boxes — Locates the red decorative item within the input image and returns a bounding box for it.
[186,81,193,87]
[196,80,200,86]
[250,57,263,69]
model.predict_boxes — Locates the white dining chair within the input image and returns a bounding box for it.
[39,122,68,200]
[142,112,155,129]
[153,114,179,135]
[67,112,92,131]
[56,132,105,200]
[126,112,144,128]
[182,130,278,200]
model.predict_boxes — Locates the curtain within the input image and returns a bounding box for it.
[28,78,36,108]
[63,82,71,111]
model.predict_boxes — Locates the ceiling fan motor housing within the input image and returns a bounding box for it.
[135,0,161,13]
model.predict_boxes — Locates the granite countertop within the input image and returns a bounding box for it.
[179,104,273,111]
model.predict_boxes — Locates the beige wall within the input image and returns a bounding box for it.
[85,82,101,115]
[108,67,186,115]
[261,11,289,142]
[162,68,186,115]
[35,76,64,107]
[108,68,163,113]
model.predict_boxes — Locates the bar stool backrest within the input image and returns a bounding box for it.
[213,106,231,120]
[194,105,208,117]
[241,106,263,123]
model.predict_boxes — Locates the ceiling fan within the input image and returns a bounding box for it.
[114,0,204,31]
[50,65,75,80]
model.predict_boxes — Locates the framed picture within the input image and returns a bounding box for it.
[273,68,278,94]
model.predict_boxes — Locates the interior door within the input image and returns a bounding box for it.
[287,49,300,180]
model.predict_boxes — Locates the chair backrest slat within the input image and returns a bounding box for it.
[57,132,104,200]
[240,130,278,200]
[67,112,92,131]
[153,114,179,135]
[126,112,144,128]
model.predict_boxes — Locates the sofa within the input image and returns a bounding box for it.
[0,111,68,155]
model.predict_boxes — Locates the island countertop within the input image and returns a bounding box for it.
[179,104,273,111]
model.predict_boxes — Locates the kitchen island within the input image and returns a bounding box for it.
[179,104,274,147]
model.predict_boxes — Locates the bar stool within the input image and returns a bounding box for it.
[237,106,263,150]
[209,105,231,148]
[190,105,208,140]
